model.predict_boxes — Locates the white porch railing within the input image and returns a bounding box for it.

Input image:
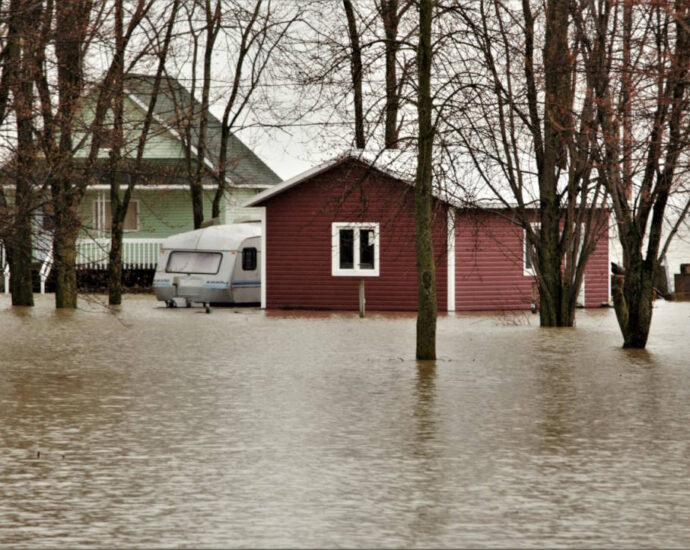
[76,238,164,270]
[1,238,164,295]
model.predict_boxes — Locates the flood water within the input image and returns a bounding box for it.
[0,295,689,548]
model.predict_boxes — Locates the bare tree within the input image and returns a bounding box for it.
[106,0,180,305]
[442,0,608,327]
[34,0,157,308]
[165,0,298,229]
[3,0,42,306]
[581,0,690,347]
[415,0,437,359]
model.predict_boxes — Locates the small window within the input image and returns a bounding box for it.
[524,224,539,276]
[242,247,257,271]
[332,222,380,277]
[166,251,222,274]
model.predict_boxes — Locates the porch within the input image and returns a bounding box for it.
[1,238,164,294]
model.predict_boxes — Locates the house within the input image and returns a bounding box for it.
[2,74,281,292]
[244,155,610,312]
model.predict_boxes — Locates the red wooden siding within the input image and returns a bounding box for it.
[583,218,610,307]
[454,211,610,311]
[259,159,448,311]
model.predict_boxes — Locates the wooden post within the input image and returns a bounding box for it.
[359,279,365,318]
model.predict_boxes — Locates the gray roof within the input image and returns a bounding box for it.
[123,74,281,188]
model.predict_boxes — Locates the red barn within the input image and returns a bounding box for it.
[245,156,609,312]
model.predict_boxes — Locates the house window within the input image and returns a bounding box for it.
[94,200,139,232]
[524,224,539,276]
[242,247,257,271]
[332,222,380,276]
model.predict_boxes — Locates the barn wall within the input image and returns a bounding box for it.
[454,211,610,311]
[262,160,448,311]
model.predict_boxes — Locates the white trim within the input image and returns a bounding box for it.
[259,206,267,309]
[124,90,219,175]
[577,275,586,307]
[447,208,456,312]
[331,222,380,277]
[523,227,537,276]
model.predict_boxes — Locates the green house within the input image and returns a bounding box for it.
[3,74,281,292]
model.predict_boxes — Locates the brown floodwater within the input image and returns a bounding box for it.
[0,295,688,548]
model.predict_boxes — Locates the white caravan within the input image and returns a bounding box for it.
[153,223,261,311]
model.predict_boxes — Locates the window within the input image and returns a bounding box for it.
[524,224,539,276]
[166,251,222,275]
[242,247,257,271]
[332,222,380,276]
[93,200,139,232]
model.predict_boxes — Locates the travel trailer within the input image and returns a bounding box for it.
[153,223,261,312]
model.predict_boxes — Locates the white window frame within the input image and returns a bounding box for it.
[93,198,140,233]
[524,223,539,276]
[331,222,380,277]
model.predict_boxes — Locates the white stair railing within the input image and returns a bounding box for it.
[39,246,54,294]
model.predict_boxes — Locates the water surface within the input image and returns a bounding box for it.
[1,296,689,547]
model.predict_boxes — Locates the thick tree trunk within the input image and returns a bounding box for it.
[537,0,575,328]
[9,133,35,307]
[108,222,123,306]
[7,0,36,307]
[415,0,436,360]
[191,181,205,229]
[53,222,79,309]
[612,239,655,348]
[7,213,34,306]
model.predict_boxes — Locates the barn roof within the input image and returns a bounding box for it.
[124,74,281,189]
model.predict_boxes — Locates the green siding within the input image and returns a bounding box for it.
[79,186,263,239]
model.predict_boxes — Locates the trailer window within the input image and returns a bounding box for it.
[242,248,257,271]
[166,251,222,274]
[332,222,379,276]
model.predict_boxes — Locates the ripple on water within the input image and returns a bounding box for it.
[0,295,688,547]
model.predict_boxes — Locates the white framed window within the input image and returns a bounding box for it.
[93,199,139,232]
[331,222,380,277]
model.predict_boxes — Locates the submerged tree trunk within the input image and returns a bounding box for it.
[537,0,575,327]
[7,0,36,306]
[108,216,124,305]
[415,0,436,360]
[52,206,79,309]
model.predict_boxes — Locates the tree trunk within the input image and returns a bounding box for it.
[343,0,365,149]
[7,215,34,306]
[108,221,124,306]
[415,0,436,360]
[612,237,655,348]
[537,0,574,327]
[7,0,36,306]
[382,0,400,149]
[53,221,79,309]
